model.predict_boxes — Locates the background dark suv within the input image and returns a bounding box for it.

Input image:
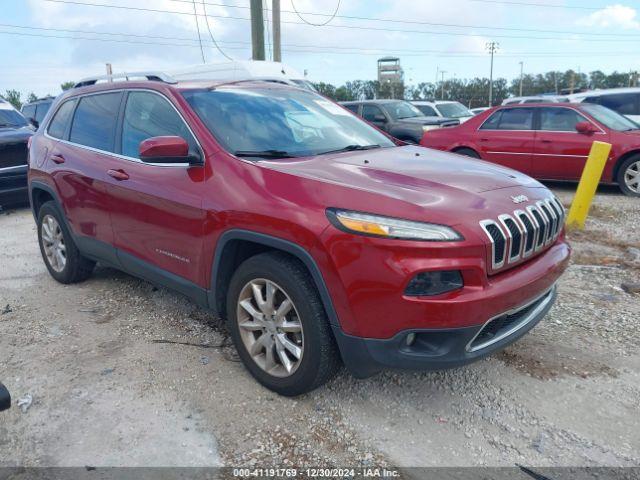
[341,99,459,143]
[21,97,54,130]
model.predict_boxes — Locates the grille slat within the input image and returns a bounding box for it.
[480,197,563,273]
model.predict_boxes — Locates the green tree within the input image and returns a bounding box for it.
[27,92,38,103]
[60,81,75,91]
[4,90,21,110]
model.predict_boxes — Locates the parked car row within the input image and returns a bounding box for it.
[421,102,640,196]
[27,71,569,395]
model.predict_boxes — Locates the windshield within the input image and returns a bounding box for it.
[436,102,473,118]
[182,87,395,158]
[383,101,423,120]
[0,108,28,127]
[581,104,639,131]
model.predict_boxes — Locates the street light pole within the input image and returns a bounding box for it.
[250,0,265,61]
[519,61,524,97]
[272,0,281,62]
[486,42,499,106]
[440,70,447,100]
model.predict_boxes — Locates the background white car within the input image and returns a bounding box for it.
[567,87,640,124]
[502,95,569,105]
[411,100,474,123]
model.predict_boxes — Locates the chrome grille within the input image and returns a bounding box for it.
[480,197,565,272]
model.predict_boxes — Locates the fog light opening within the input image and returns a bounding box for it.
[404,270,464,296]
[406,332,416,346]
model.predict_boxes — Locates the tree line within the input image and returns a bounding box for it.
[2,82,75,110]
[314,69,639,108]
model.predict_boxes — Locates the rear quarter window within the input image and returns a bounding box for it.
[47,100,76,139]
[69,92,122,152]
[598,93,639,116]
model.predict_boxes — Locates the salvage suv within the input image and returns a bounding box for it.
[28,73,571,396]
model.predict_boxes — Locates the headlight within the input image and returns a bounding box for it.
[422,124,440,132]
[327,209,463,241]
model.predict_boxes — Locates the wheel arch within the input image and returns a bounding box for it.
[209,230,340,328]
[613,149,640,183]
[29,181,62,220]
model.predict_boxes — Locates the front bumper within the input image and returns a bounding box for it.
[333,285,557,378]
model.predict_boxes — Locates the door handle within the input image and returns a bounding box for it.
[540,139,552,143]
[50,154,65,164]
[479,138,489,142]
[107,169,129,181]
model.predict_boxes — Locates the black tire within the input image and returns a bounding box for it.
[616,155,640,197]
[37,201,95,284]
[226,251,341,396]
[454,148,480,159]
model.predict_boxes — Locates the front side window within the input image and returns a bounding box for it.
[22,105,36,120]
[47,99,76,139]
[598,93,638,116]
[495,108,534,130]
[182,87,395,158]
[539,107,588,131]
[121,91,196,158]
[436,102,473,118]
[35,102,51,124]
[343,104,359,114]
[361,105,384,122]
[70,92,122,152]
[383,101,423,120]
[580,103,639,131]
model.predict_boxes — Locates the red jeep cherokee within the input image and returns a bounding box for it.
[28,74,570,396]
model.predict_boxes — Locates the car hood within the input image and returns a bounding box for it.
[0,126,33,144]
[259,145,544,209]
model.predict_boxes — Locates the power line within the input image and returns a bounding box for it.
[192,0,206,62]
[37,0,640,42]
[290,0,340,27]
[3,28,640,59]
[201,0,233,59]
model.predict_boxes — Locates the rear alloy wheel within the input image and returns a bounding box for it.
[41,214,67,273]
[618,157,640,196]
[236,279,304,377]
[227,252,341,396]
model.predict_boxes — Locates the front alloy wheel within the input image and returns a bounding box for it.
[236,279,304,377]
[623,160,640,194]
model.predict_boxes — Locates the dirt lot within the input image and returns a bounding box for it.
[1,183,639,469]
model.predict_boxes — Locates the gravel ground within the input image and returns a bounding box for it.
[0,183,638,469]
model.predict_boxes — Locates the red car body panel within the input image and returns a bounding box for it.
[420,103,640,185]
[28,81,570,377]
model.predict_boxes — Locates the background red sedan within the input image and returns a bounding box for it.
[420,102,640,196]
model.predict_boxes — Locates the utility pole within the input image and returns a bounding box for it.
[272,0,281,62]
[519,61,524,97]
[570,70,575,94]
[486,42,499,106]
[440,70,447,100]
[192,0,205,63]
[554,71,559,94]
[250,0,265,61]
[106,63,113,81]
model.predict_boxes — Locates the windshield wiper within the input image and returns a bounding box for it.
[234,149,299,159]
[321,144,381,155]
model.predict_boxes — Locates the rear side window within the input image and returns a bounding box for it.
[362,105,384,122]
[70,92,122,152]
[121,91,196,158]
[539,107,588,131]
[343,104,359,114]
[416,105,437,116]
[47,100,76,139]
[480,111,502,129]
[597,93,639,116]
[495,108,533,130]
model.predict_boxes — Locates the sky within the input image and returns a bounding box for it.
[2,0,640,97]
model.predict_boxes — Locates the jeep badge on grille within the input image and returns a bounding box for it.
[511,194,529,204]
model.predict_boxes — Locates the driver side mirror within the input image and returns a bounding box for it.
[575,121,596,135]
[139,136,203,166]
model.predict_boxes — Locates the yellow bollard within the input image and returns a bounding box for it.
[566,141,612,230]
